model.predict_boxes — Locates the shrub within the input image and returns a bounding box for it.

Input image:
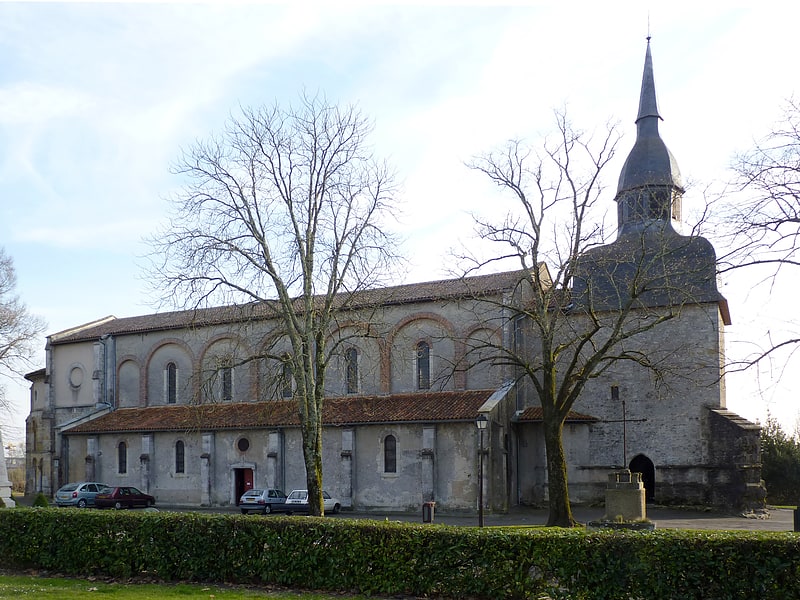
[32,492,49,508]
[0,496,5,509]
[0,509,797,599]
[761,417,800,504]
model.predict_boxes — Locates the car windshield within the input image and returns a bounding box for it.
[242,490,262,496]
[288,491,307,500]
[59,484,79,492]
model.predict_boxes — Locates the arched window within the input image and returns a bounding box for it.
[220,366,233,402]
[166,362,177,404]
[118,441,127,474]
[416,341,430,390]
[175,440,185,474]
[281,358,293,398]
[345,347,358,394]
[384,435,397,473]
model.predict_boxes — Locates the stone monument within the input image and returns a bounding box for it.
[604,469,645,521]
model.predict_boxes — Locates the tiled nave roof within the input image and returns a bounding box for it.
[64,389,598,435]
[64,389,498,434]
[50,270,528,345]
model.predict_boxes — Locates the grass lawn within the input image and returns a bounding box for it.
[0,574,374,599]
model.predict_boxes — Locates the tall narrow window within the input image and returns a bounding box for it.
[118,441,127,474]
[220,366,233,402]
[416,341,430,390]
[281,360,293,398]
[384,435,397,473]
[175,440,185,474]
[166,362,177,404]
[345,347,358,394]
[513,316,526,408]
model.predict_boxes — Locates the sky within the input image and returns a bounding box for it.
[1,1,800,443]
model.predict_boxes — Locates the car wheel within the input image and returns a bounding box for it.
[114,501,123,510]
[263,505,271,515]
[241,509,248,515]
[77,499,87,508]
[148,500,154,507]
[332,503,341,514]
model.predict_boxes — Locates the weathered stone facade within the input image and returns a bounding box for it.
[26,274,522,512]
[24,41,762,513]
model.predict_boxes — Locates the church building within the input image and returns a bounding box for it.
[25,42,763,513]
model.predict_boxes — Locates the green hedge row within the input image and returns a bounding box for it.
[0,508,798,599]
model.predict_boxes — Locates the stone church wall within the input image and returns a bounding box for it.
[514,301,741,506]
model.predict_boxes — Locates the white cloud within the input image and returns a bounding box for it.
[2,3,800,438]
[0,82,94,124]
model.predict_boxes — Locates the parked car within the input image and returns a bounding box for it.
[285,489,341,514]
[238,488,287,514]
[94,486,155,510]
[54,482,109,508]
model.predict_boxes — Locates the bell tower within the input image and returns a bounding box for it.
[615,37,684,237]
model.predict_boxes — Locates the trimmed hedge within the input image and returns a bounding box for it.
[0,508,798,599]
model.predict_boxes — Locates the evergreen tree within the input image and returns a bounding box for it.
[760,417,800,505]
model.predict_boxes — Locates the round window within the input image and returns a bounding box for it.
[69,366,84,388]
[237,438,250,452]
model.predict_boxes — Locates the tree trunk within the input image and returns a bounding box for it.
[543,417,578,527]
[302,427,324,516]
[301,394,324,517]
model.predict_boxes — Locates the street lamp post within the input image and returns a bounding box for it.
[476,414,488,527]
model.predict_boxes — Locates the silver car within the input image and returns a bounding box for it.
[238,488,287,514]
[55,482,108,508]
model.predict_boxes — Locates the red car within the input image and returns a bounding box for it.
[94,486,155,510]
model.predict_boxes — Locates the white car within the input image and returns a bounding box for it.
[285,489,341,514]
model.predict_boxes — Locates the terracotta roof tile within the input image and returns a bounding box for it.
[516,406,598,423]
[64,390,497,435]
[50,270,528,345]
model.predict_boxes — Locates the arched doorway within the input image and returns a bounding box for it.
[629,454,655,502]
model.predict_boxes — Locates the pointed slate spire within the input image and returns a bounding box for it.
[636,37,661,122]
[615,38,683,238]
[571,37,727,322]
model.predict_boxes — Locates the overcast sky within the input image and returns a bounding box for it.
[2,2,800,442]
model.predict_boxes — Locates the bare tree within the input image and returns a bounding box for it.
[0,248,45,414]
[464,111,722,526]
[149,92,401,515]
[717,98,800,369]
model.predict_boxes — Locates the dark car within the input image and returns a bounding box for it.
[94,486,155,510]
[284,489,341,514]
[54,482,109,508]
[238,488,287,514]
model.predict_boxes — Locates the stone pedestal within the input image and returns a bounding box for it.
[604,469,645,522]
[0,431,16,508]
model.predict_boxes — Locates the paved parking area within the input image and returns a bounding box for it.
[32,494,797,532]
[329,506,797,532]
